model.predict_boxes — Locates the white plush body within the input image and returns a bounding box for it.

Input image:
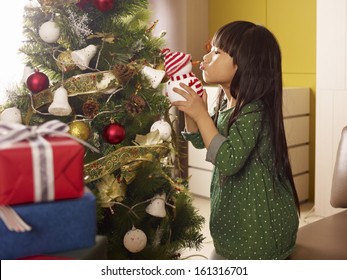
[165,63,203,102]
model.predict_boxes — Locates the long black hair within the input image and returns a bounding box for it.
[212,21,300,212]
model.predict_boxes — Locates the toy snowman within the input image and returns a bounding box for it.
[162,48,204,102]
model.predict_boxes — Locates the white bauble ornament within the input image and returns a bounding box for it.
[0,107,22,124]
[39,20,60,43]
[123,226,147,253]
[150,119,172,141]
[25,0,40,8]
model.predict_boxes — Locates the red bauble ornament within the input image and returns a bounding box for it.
[26,71,49,94]
[93,0,114,12]
[103,122,125,144]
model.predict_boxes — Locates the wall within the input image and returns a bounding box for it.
[148,0,209,177]
[149,0,187,52]
[208,0,316,201]
[315,0,347,216]
[149,0,208,69]
[0,0,26,105]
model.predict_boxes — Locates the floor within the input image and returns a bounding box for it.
[180,195,324,260]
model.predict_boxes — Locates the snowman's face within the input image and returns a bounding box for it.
[175,62,192,75]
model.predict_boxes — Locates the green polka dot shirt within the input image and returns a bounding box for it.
[182,102,299,259]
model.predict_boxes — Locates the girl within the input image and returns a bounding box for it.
[172,21,300,260]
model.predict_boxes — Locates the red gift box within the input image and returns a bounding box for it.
[0,136,85,205]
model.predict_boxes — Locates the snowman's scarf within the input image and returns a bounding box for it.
[170,72,195,81]
[170,72,204,96]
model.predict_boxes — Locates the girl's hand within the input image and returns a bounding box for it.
[172,83,219,148]
[171,83,209,122]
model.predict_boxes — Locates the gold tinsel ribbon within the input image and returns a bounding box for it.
[31,71,122,110]
[83,144,170,183]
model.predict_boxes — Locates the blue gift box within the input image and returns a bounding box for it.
[0,191,96,260]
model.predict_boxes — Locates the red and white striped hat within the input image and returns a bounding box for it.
[162,48,191,77]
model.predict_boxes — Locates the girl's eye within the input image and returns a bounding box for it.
[214,49,220,54]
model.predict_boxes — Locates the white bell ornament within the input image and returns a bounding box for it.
[142,66,166,89]
[123,226,147,253]
[0,107,22,124]
[150,118,172,141]
[145,193,167,218]
[48,86,72,116]
[39,20,60,43]
[71,45,97,70]
[21,66,35,84]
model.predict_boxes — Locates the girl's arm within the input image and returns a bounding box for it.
[207,106,264,176]
[172,83,219,149]
[184,115,199,133]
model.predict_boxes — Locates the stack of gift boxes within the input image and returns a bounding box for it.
[0,121,98,260]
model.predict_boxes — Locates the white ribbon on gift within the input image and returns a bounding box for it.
[0,119,99,152]
[0,120,99,231]
[0,205,31,232]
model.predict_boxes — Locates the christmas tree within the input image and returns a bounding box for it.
[0,0,204,259]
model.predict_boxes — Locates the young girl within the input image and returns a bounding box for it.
[172,21,300,260]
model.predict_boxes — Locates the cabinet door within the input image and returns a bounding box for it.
[294,173,309,202]
[288,145,309,175]
[284,116,310,147]
[188,167,212,198]
[188,143,213,171]
[283,87,310,117]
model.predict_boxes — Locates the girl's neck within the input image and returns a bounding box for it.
[221,86,236,109]
[227,99,236,109]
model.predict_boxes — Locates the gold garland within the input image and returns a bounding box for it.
[31,71,122,110]
[83,144,170,183]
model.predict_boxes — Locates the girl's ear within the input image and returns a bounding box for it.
[230,56,238,70]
